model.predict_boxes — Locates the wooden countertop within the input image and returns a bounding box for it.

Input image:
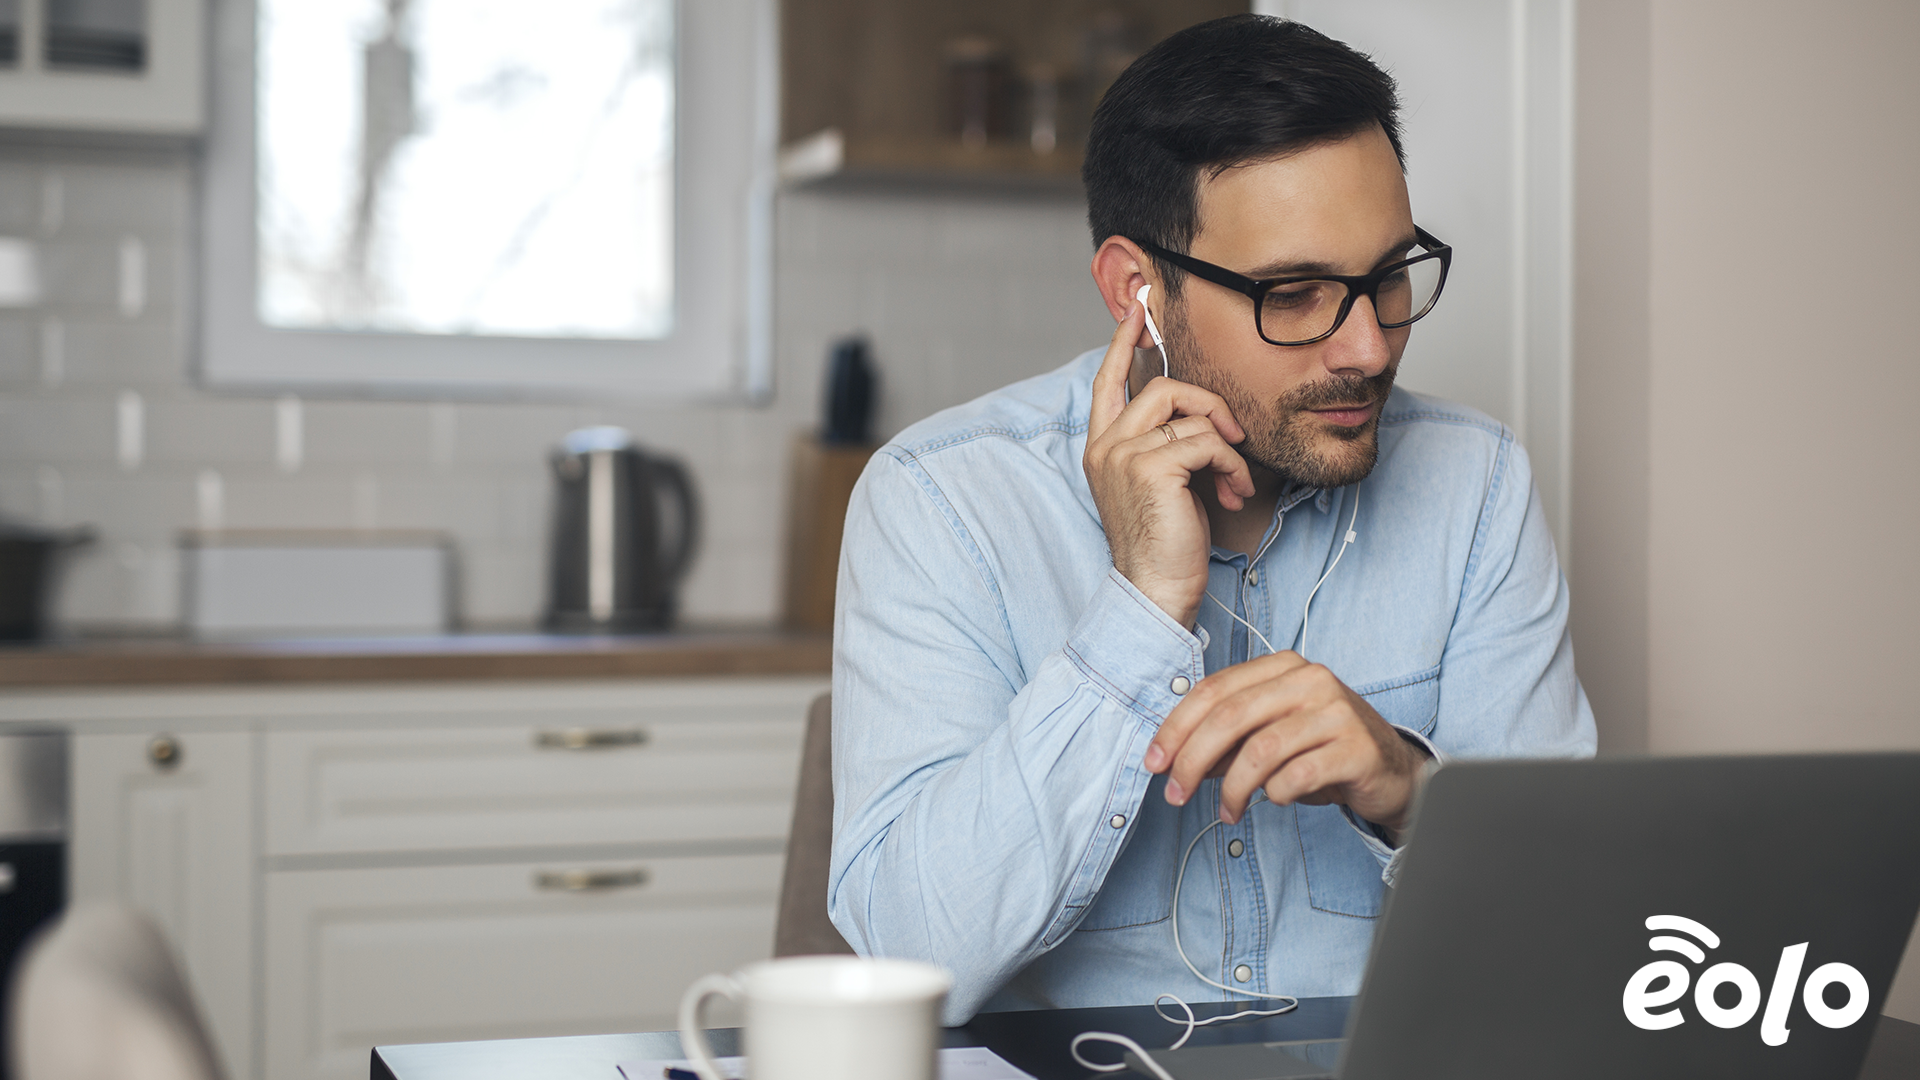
[0,629,831,687]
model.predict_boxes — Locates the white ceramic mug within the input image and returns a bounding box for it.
[677,955,952,1080]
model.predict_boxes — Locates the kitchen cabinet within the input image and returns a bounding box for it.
[260,706,804,857]
[69,728,257,1080]
[7,674,824,1080]
[0,0,205,138]
[263,853,783,1080]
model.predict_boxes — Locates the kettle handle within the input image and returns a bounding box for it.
[651,456,701,585]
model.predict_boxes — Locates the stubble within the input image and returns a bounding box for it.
[1165,315,1398,490]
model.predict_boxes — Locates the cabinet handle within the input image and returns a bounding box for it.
[534,728,649,750]
[534,867,650,893]
[148,734,181,769]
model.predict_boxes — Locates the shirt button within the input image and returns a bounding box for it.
[1170,676,1191,695]
[1246,569,1260,586]
[1234,964,1253,983]
[1109,814,1126,829]
[1228,839,1244,858]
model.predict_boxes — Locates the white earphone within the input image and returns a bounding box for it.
[1136,283,1170,379]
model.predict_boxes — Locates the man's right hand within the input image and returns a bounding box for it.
[1084,299,1256,629]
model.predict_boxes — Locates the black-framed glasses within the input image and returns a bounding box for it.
[1136,226,1452,347]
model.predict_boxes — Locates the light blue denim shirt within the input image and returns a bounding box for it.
[829,348,1595,1024]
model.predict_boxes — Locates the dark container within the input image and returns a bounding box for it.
[0,524,93,642]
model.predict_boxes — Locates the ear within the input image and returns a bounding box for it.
[1090,236,1162,351]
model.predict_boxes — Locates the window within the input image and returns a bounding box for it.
[202,0,775,400]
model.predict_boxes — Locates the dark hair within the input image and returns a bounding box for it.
[1083,15,1404,297]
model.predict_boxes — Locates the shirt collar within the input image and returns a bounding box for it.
[1211,483,1323,565]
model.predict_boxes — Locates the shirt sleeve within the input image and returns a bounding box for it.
[827,447,1201,1024]
[1432,431,1596,760]
[1329,433,1591,887]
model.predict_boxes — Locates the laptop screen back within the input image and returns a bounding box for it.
[1339,754,1920,1080]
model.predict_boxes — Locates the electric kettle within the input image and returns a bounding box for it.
[545,427,699,632]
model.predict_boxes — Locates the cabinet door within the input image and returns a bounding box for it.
[262,704,806,856]
[70,730,256,1080]
[264,853,782,1080]
[0,0,205,135]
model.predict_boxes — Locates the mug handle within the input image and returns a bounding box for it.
[678,973,742,1080]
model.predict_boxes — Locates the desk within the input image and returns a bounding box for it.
[371,999,1920,1080]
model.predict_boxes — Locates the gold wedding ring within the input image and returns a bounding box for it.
[1159,423,1177,443]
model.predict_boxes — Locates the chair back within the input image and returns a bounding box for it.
[6,904,225,1080]
[773,692,855,957]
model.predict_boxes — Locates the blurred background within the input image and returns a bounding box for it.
[0,1,1914,1078]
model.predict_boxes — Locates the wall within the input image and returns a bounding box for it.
[0,150,1108,630]
[1262,0,1575,556]
[1571,0,1920,1024]
[1568,0,1651,754]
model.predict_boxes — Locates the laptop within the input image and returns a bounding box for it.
[1126,754,1920,1080]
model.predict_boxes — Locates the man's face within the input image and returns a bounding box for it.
[1159,125,1416,489]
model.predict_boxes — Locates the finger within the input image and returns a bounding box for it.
[1111,376,1249,449]
[1148,651,1308,780]
[1219,715,1352,823]
[1124,408,1259,501]
[1089,302,1146,439]
[1112,413,1225,462]
[1102,411,1255,510]
[1166,676,1323,809]
[1139,428,1257,509]
[1096,420,1257,526]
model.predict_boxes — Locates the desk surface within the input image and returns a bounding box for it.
[372,1000,1920,1080]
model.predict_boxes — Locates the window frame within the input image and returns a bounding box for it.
[198,0,776,402]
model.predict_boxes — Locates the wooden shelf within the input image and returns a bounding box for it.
[779,128,1084,191]
[780,0,1247,188]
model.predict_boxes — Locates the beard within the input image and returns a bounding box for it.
[1164,314,1398,490]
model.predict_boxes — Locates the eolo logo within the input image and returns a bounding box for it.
[1622,915,1870,1044]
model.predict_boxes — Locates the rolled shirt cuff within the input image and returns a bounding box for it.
[1060,568,1208,725]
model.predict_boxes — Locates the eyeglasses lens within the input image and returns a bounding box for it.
[1258,253,1445,344]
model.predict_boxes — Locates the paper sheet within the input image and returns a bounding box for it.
[616,1045,1034,1080]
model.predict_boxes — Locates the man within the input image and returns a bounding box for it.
[829,15,1594,1024]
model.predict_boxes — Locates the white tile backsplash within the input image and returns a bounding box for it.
[55,160,191,237]
[143,395,277,466]
[302,400,436,467]
[56,469,194,543]
[0,394,121,465]
[0,145,1113,631]
[0,165,38,235]
[0,315,34,383]
[43,317,185,385]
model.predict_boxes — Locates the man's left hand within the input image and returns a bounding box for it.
[1143,652,1428,832]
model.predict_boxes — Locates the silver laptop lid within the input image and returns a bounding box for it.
[1338,754,1920,1080]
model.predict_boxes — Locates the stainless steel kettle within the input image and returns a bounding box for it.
[545,427,699,633]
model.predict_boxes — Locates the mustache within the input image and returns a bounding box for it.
[1284,369,1397,411]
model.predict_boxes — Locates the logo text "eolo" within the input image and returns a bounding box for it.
[1622,916,1869,1045]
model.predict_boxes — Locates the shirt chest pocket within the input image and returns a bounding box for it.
[1296,666,1439,919]
[1353,665,1441,735]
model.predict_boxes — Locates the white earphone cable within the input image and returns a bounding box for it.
[1204,482,1359,666]
[1299,485,1360,663]
[1076,283,1363,1076]
[1071,799,1298,1074]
